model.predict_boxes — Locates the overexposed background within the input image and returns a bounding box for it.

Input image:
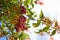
[29,0,60,40]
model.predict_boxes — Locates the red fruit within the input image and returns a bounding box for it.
[20,6,26,14]
[24,27,28,30]
[19,16,26,23]
[39,1,44,5]
[15,16,27,32]
[15,23,27,32]
[21,9,26,14]
[35,0,44,5]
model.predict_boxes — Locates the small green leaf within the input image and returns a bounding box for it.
[26,19,31,28]
[31,0,34,8]
[39,30,43,32]
[26,19,30,23]
[31,4,34,8]
[37,19,41,25]
[34,31,40,34]
[39,10,44,19]
[13,32,19,38]
[32,23,38,27]
[26,25,31,28]
[27,0,31,3]
[51,29,56,36]
[32,19,41,27]
[27,15,35,20]
[22,33,29,38]
[3,31,9,35]
[19,33,29,40]
[11,0,17,3]
[27,9,35,20]
[34,29,43,34]
[34,14,37,17]
[1,22,4,27]
[42,25,50,32]
[28,9,34,15]
[1,22,5,30]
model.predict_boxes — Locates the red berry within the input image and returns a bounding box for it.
[24,27,28,30]
[21,9,26,14]
[20,6,26,14]
[19,16,26,23]
[35,0,44,5]
[15,16,27,32]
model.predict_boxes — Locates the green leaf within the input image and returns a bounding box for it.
[26,0,31,3]
[3,16,9,21]
[27,15,35,20]
[34,29,43,34]
[51,29,56,36]
[32,23,38,27]
[11,0,17,3]
[26,19,31,28]
[28,9,34,15]
[34,31,40,34]
[0,27,3,32]
[22,33,29,38]
[26,25,31,28]
[19,33,29,40]
[13,32,19,38]
[39,29,43,32]
[1,22,5,30]
[26,19,30,23]
[34,14,37,17]
[27,9,35,20]
[32,19,41,27]
[35,26,50,34]
[42,25,50,32]
[3,31,9,35]
[37,19,41,25]
[31,0,34,8]
[39,10,44,19]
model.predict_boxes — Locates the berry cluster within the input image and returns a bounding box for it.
[20,6,26,14]
[15,16,27,32]
[15,6,27,32]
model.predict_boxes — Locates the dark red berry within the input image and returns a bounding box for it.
[24,27,28,30]
[20,6,26,14]
[21,9,26,14]
[19,16,26,23]
[15,16,27,32]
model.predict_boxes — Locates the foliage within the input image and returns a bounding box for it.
[0,0,59,40]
